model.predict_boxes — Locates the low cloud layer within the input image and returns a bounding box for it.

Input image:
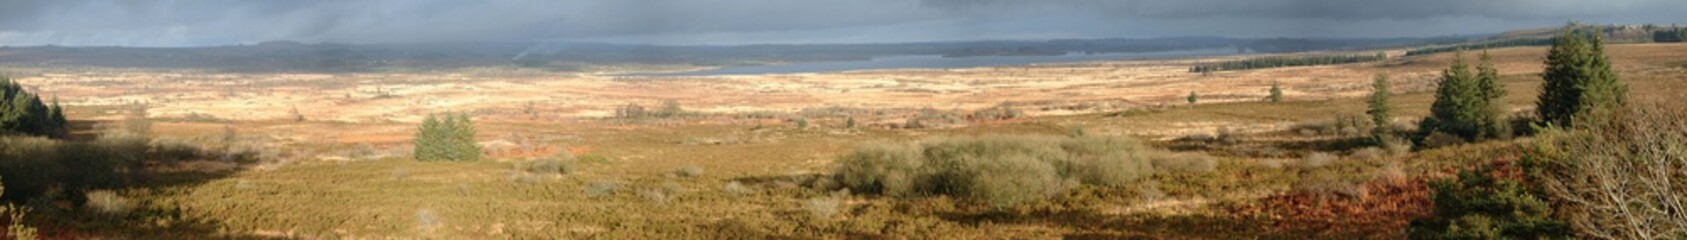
[1,0,1682,47]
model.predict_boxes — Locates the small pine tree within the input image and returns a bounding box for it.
[1268,82,1283,103]
[448,113,482,161]
[1537,25,1627,129]
[845,116,856,129]
[1475,51,1512,139]
[1367,74,1393,136]
[414,114,444,161]
[1187,91,1198,105]
[47,97,67,138]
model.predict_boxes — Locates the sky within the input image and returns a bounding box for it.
[0,0,1683,47]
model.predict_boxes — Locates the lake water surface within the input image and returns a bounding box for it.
[641,47,1239,76]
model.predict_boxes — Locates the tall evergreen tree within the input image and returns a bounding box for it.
[1420,50,1488,141]
[1268,82,1284,103]
[1537,26,1627,129]
[1475,51,1512,139]
[1367,74,1392,130]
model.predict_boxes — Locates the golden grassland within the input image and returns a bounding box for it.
[9,43,1687,238]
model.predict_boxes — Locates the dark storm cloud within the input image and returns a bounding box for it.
[918,0,1687,20]
[0,0,1682,47]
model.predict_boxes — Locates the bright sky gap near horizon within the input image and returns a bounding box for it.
[1,0,1684,47]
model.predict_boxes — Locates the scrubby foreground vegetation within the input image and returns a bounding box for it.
[0,24,1684,238]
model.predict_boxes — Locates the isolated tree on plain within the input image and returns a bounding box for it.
[413,112,482,162]
[1186,91,1198,105]
[1268,82,1283,103]
[1367,74,1392,133]
[1537,26,1627,129]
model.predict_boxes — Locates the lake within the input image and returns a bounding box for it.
[638,47,1240,76]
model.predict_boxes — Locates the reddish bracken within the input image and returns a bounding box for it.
[1229,178,1434,238]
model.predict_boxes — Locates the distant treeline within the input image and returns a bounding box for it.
[1655,29,1687,42]
[1189,53,1385,73]
[1405,38,1556,57]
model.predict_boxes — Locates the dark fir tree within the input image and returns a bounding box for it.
[1420,50,1487,141]
[1538,26,1627,129]
[1186,91,1198,105]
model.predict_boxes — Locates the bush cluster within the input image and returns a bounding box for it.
[0,77,68,138]
[834,135,1156,207]
[413,112,481,162]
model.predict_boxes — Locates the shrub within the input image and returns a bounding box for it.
[723,181,753,196]
[806,193,844,219]
[834,135,1154,207]
[83,190,131,215]
[1525,103,1686,239]
[524,152,576,175]
[904,108,965,129]
[675,165,704,178]
[970,103,1024,121]
[1299,152,1337,169]
[1419,131,1467,149]
[1408,167,1567,239]
[585,181,620,198]
[149,137,204,162]
[637,188,671,204]
[833,144,922,197]
[1149,151,1216,174]
[1347,147,1387,160]
[1378,135,1414,155]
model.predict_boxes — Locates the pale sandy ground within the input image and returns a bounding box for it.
[10,44,1683,143]
[10,50,1441,122]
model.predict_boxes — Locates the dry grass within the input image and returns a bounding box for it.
[4,43,1685,238]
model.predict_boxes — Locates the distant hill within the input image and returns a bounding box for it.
[1407,23,1687,56]
[0,36,1479,72]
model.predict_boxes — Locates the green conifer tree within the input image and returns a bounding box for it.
[1187,91,1198,105]
[1367,74,1393,134]
[414,113,443,161]
[1421,50,1487,141]
[1538,26,1627,129]
[1474,51,1512,139]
